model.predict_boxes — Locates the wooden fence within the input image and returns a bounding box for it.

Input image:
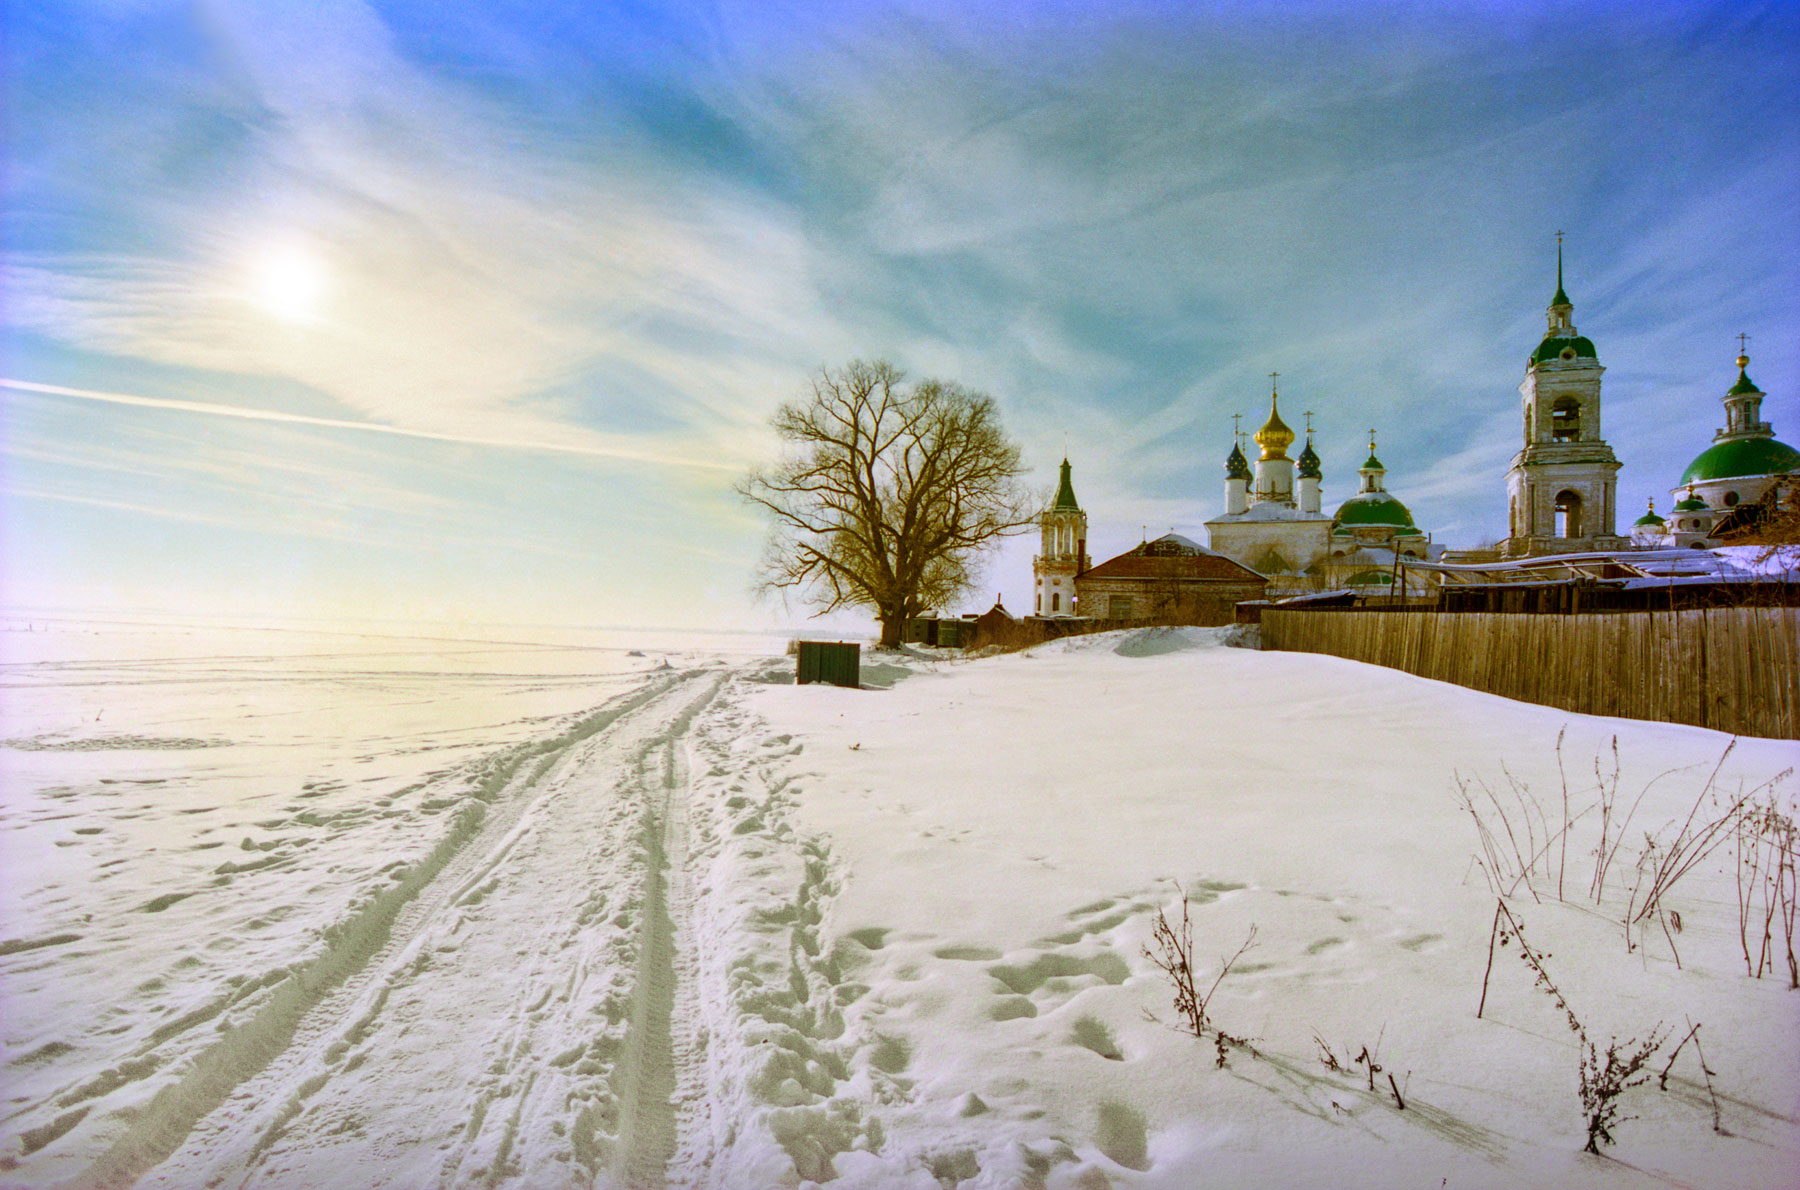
[1260,607,1800,740]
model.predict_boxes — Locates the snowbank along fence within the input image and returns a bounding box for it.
[1260,606,1800,740]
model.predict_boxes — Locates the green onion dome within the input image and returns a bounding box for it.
[1679,436,1800,485]
[1672,490,1709,513]
[1633,500,1665,528]
[1225,442,1252,481]
[1530,335,1599,366]
[1334,490,1416,528]
[1729,361,1761,396]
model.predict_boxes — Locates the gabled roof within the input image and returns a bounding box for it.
[1082,534,1266,584]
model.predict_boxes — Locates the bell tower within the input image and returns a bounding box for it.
[1033,457,1089,616]
[1501,236,1625,557]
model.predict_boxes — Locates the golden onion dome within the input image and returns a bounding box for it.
[1254,389,1295,460]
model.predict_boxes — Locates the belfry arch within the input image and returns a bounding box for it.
[1554,489,1583,538]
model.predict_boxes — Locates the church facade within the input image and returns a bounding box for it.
[1202,386,1334,584]
[1202,383,1432,592]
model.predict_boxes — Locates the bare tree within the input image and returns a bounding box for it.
[740,360,1033,646]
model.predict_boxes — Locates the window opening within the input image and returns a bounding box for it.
[1550,398,1581,442]
[1554,490,1583,538]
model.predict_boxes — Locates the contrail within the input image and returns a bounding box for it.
[0,377,738,473]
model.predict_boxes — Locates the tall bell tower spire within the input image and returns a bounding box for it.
[1502,235,1624,556]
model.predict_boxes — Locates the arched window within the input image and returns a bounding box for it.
[1554,490,1583,538]
[1551,398,1581,442]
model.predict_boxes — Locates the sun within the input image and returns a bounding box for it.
[253,243,327,323]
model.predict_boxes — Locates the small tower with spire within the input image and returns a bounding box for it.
[1296,410,1323,514]
[1033,457,1089,616]
[1502,234,1625,556]
[1717,341,1773,441]
[1357,431,1388,496]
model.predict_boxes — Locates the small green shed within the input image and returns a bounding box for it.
[795,641,861,688]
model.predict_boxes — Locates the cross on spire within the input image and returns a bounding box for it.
[1304,410,1314,436]
[1269,370,1279,392]
[1737,332,1752,356]
[1553,230,1568,304]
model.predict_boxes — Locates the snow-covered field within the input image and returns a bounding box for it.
[2,618,1795,1189]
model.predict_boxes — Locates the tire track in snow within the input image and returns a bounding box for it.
[65,670,696,1190]
[612,735,685,1186]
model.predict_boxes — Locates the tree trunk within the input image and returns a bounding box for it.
[878,613,904,648]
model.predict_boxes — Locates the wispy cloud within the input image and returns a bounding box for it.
[0,379,737,472]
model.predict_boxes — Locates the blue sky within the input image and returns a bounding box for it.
[3,0,1797,629]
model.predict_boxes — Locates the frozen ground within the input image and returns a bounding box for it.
[1,618,1795,1189]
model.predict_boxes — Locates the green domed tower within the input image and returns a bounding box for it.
[1501,237,1625,557]
[1664,348,1800,544]
[1333,434,1420,533]
[1676,351,1799,490]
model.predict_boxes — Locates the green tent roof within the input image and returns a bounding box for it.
[1531,335,1598,366]
[1335,490,1416,528]
[1679,437,1800,485]
[1051,457,1081,511]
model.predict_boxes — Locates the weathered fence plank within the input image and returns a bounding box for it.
[1261,607,1799,740]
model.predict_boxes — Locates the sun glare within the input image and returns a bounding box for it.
[254,244,327,323]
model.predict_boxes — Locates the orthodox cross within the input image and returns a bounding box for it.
[1304,410,1315,436]
[1269,370,1279,392]
[1738,332,1752,356]
[1369,428,1378,452]
[1232,412,1243,452]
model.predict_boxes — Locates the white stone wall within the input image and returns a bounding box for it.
[1205,518,1331,577]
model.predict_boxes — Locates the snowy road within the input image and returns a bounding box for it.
[121,669,726,1189]
[3,626,870,1189]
